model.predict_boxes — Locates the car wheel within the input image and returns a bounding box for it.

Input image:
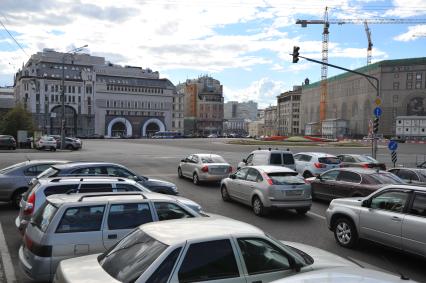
[193,173,200,185]
[66,144,74,150]
[178,167,183,178]
[51,147,56,151]
[252,196,267,216]
[296,208,309,214]
[333,217,358,248]
[40,146,45,150]
[11,189,26,209]
[221,185,231,201]
[303,171,313,178]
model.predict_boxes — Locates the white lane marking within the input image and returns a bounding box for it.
[0,223,17,283]
[307,211,326,220]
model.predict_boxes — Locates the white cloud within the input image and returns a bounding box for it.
[393,25,426,41]
[385,0,426,17]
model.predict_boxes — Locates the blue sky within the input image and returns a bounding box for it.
[0,0,425,107]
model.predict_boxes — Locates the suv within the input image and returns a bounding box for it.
[0,135,16,150]
[20,192,204,281]
[294,152,341,178]
[238,149,295,170]
[16,177,201,233]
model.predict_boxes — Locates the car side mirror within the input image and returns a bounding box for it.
[181,159,186,162]
[230,174,236,179]
[242,158,247,163]
[361,199,370,207]
[317,175,323,181]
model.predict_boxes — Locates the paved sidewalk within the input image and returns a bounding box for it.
[0,223,17,283]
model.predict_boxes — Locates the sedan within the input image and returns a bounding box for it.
[388,167,426,186]
[310,168,405,201]
[221,166,311,216]
[337,154,386,170]
[54,217,358,283]
[178,153,232,185]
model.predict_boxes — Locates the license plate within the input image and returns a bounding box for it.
[286,190,303,196]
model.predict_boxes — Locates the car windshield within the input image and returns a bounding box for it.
[356,155,378,163]
[267,172,305,185]
[0,162,27,174]
[31,202,58,232]
[369,172,405,184]
[99,229,168,282]
[318,157,341,164]
[265,234,313,266]
[200,156,226,163]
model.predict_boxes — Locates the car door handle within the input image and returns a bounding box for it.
[108,234,117,239]
[391,216,401,222]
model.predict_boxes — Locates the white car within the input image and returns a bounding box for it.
[293,152,341,178]
[35,136,57,151]
[54,217,358,283]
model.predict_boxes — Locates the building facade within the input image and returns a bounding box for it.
[395,116,426,139]
[0,87,15,116]
[177,76,224,136]
[172,90,185,134]
[14,49,175,138]
[223,100,257,135]
[277,86,302,136]
[300,57,426,138]
[264,106,277,136]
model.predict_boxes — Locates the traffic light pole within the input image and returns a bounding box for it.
[294,54,380,159]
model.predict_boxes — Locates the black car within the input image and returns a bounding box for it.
[34,162,179,195]
[0,135,16,150]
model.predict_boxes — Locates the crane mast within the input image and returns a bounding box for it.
[320,7,329,124]
[364,21,373,65]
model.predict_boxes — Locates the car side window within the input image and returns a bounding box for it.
[178,239,240,282]
[337,171,361,183]
[409,193,426,217]
[293,154,301,161]
[146,248,182,283]
[108,203,153,230]
[370,191,409,213]
[79,183,113,193]
[397,169,420,182]
[106,166,134,178]
[235,168,249,180]
[24,166,40,176]
[44,184,79,196]
[300,154,312,162]
[237,238,290,275]
[115,183,139,192]
[192,155,199,163]
[154,202,194,221]
[320,170,340,181]
[246,169,260,182]
[72,167,107,176]
[246,154,254,164]
[270,153,282,165]
[56,205,105,233]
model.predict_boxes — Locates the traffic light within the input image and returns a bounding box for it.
[373,117,379,134]
[292,46,300,63]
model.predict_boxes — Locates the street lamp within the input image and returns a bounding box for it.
[60,44,88,149]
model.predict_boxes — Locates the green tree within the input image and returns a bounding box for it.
[0,103,34,138]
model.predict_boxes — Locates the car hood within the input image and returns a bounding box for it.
[330,197,364,207]
[54,254,120,283]
[282,241,357,270]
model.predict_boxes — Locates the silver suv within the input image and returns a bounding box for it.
[19,192,204,281]
[294,152,341,178]
[326,185,426,258]
[16,177,201,233]
[238,149,295,170]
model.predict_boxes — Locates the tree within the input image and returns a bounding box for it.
[0,103,34,138]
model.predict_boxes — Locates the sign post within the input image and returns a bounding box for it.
[388,140,398,167]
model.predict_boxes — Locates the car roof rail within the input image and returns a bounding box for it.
[77,192,147,201]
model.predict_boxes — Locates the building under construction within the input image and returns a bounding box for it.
[299,57,426,138]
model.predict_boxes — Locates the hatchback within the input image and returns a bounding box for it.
[54,217,358,283]
[0,135,16,150]
[36,136,57,151]
[221,166,311,216]
[20,192,204,281]
[294,152,341,178]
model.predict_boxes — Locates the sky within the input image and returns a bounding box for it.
[0,0,425,108]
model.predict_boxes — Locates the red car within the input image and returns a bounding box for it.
[337,154,386,170]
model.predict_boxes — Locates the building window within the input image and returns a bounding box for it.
[416,73,422,80]
[45,84,48,92]
[393,82,399,90]
[106,101,110,107]
[415,82,422,89]
[78,96,81,103]
[407,73,413,81]
[407,82,413,89]
[55,85,58,92]
[72,96,75,103]
[394,73,399,78]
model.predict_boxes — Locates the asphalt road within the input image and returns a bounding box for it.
[0,138,425,283]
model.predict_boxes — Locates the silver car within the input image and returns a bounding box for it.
[20,192,203,281]
[294,152,341,178]
[326,185,426,258]
[178,153,232,185]
[221,165,311,216]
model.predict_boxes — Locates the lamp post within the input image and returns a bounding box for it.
[60,45,88,149]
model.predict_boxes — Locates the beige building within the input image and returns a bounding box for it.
[300,57,426,137]
[172,90,185,134]
[248,119,265,138]
[264,106,277,136]
[277,86,302,136]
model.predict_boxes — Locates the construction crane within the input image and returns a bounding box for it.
[296,10,426,127]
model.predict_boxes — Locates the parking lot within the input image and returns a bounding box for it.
[0,138,425,282]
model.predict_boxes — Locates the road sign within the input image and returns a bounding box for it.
[391,151,397,166]
[388,140,398,151]
[373,107,382,117]
[374,97,382,105]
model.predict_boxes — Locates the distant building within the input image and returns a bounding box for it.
[177,75,224,136]
[248,120,265,138]
[277,86,302,136]
[257,109,265,120]
[0,86,15,115]
[224,100,257,120]
[264,106,277,136]
[321,119,349,139]
[172,90,185,134]
[395,116,426,140]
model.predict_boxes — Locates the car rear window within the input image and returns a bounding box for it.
[369,173,405,184]
[283,154,295,165]
[267,172,305,185]
[200,156,226,163]
[31,202,58,232]
[318,157,341,164]
[99,229,168,282]
[270,153,282,165]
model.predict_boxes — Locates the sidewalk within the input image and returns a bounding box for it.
[0,223,17,283]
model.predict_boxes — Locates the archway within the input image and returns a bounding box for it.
[111,122,126,137]
[50,105,77,136]
[107,117,133,137]
[142,118,165,137]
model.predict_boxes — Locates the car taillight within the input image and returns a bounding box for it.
[24,234,52,257]
[261,172,274,185]
[201,165,209,173]
[314,162,327,168]
[24,234,33,250]
[228,166,233,173]
[362,164,371,168]
[24,192,35,215]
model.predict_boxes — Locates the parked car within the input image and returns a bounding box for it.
[326,185,426,258]
[54,217,359,283]
[35,136,57,151]
[33,161,179,195]
[238,149,296,170]
[178,153,232,185]
[337,154,386,170]
[221,165,311,216]
[270,267,417,283]
[0,135,16,150]
[19,192,204,281]
[207,133,218,138]
[293,152,341,178]
[310,168,406,201]
[418,161,426,169]
[388,168,426,186]
[16,176,201,233]
[55,137,82,150]
[390,136,406,143]
[0,160,69,208]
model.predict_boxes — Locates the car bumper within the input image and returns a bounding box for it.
[267,199,312,209]
[325,207,333,229]
[198,173,229,182]
[19,245,51,282]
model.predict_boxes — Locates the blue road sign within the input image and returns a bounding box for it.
[374,107,382,117]
[388,140,398,151]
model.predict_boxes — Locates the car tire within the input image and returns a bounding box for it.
[193,173,200,185]
[51,147,56,152]
[221,185,231,201]
[178,167,183,178]
[252,196,267,216]
[66,145,74,150]
[40,146,45,151]
[11,189,26,209]
[333,217,358,248]
[296,208,309,215]
[303,171,313,178]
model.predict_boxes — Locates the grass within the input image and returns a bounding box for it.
[226,139,368,147]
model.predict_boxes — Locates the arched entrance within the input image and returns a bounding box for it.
[50,106,77,136]
[107,117,133,137]
[141,118,165,137]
